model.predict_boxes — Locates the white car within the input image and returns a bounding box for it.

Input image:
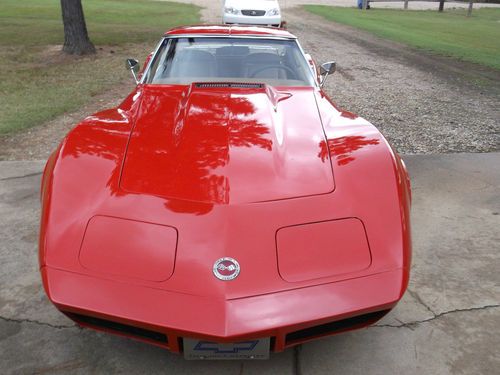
[223,0,282,27]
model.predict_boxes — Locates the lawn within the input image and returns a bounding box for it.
[303,6,500,70]
[0,0,200,134]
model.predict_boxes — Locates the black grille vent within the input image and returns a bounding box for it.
[242,10,266,16]
[286,310,389,344]
[195,83,264,89]
[67,312,168,344]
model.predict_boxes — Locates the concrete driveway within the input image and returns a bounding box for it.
[1,153,499,374]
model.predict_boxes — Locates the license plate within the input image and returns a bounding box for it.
[183,337,270,360]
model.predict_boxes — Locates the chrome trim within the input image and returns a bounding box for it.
[139,38,166,84]
[131,69,139,84]
[295,40,319,88]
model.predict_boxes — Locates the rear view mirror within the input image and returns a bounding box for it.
[126,58,140,84]
[320,61,336,87]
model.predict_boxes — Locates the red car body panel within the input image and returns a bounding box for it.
[79,215,178,282]
[121,85,334,203]
[164,25,296,39]
[276,218,372,283]
[39,25,411,354]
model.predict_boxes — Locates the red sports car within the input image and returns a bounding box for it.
[39,25,411,360]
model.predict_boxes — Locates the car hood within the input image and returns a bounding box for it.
[120,84,335,204]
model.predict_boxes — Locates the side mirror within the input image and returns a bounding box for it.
[320,61,336,87]
[126,58,140,84]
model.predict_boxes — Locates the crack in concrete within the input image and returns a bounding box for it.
[374,304,500,329]
[408,289,436,316]
[0,171,43,181]
[0,315,78,330]
[3,304,499,341]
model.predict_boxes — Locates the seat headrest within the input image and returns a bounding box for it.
[216,46,250,57]
[245,53,281,64]
[176,49,215,61]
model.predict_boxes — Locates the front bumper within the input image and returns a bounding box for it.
[42,266,405,353]
[223,14,281,26]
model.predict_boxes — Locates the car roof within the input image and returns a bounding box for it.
[164,25,296,39]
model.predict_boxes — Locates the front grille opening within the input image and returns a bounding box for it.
[66,312,168,345]
[286,310,390,344]
[195,82,264,89]
[270,336,276,351]
[241,10,266,16]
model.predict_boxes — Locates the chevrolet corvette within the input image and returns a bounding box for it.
[39,25,411,360]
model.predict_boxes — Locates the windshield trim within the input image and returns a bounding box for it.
[140,38,165,84]
[140,36,317,88]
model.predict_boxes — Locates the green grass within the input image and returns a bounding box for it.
[0,0,200,134]
[303,6,500,70]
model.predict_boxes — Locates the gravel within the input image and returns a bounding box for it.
[285,9,499,154]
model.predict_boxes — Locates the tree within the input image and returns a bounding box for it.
[438,0,445,12]
[60,0,96,55]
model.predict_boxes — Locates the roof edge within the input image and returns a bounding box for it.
[164,24,296,39]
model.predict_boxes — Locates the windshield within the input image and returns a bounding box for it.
[145,37,315,87]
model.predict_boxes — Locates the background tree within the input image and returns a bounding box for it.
[60,0,96,55]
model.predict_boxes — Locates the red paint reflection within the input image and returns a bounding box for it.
[319,136,380,166]
[61,110,132,197]
[121,87,274,212]
[340,110,358,120]
[164,199,214,216]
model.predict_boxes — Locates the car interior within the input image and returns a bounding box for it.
[147,38,313,86]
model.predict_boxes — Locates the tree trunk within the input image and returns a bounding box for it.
[438,0,445,12]
[60,0,95,55]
